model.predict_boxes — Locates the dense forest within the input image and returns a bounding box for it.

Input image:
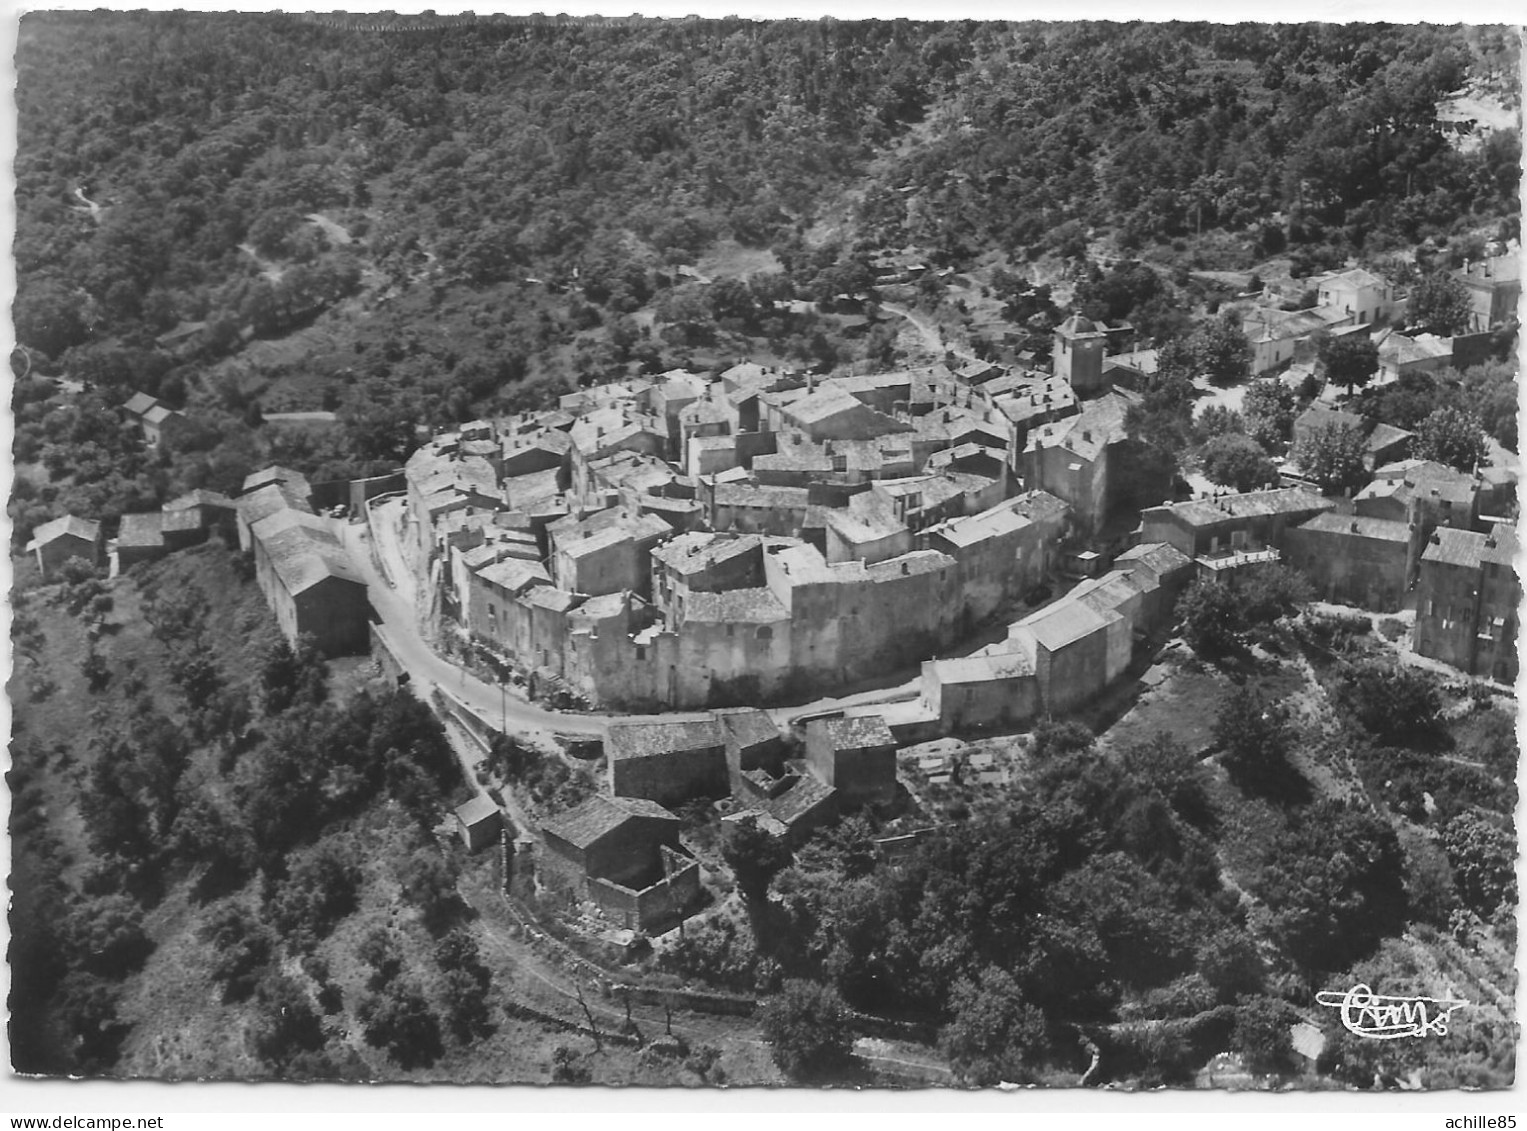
[10,15,1520,544]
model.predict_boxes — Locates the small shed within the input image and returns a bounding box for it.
[454,795,503,852]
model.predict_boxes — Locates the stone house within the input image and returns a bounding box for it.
[1140,488,1336,562]
[805,715,897,807]
[1313,267,1400,325]
[1454,253,1521,333]
[111,512,169,576]
[248,508,370,656]
[1282,512,1411,612]
[1008,600,1123,714]
[705,482,811,536]
[467,558,552,651]
[1112,542,1194,627]
[25,514,103,579]
[1375,330,1453,382]
[540,795,699,933]
[919,650,1040,732]
[236,478,315,552]
[550,512,670,599]
[163,489,238,538]
[1291,405,1413,472]
[713,707,786,785]
[1412,523,1518,682]
[453,795,503,852]
[607,717,730,805]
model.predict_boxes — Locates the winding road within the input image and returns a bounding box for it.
[341,516,608,738]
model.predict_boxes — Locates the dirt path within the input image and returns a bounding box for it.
[882,301,978,365]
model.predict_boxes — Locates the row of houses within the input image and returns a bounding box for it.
[25,489,237,580]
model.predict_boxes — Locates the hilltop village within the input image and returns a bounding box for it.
[24,248,1522,955]
[12,14,1524,1088]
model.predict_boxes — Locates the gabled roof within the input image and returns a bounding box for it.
[123,392,158,416]
[607,717,727,760]
[251,511,363,594]
[455,795,500,827]
[1114,542,1193,580]
[1295,405,1366,435]
[1147,488,1335,529]
[1295,512,1410,543]
[814,714,895,751]
[524,586,580,613]
[159,509,204,535]
[713,707,780,751]
[1364,422,1414,453]
[1423,526,1492,570]
[1070,569,1150,617]
[927,650,1034,685]
[1484,522,1516,567]
[683,587,789,624]
[1316,267,1388,291]
[1015,599,1115,651]
[476,558,552,593]
[242,465,311,495]
[237,481,314,528]
[164,488,235,512]
[27,514,100,547]
[1009,490,1070,525]
[543,794,678,850]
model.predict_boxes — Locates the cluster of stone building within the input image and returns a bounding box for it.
[1139,470,1519,683]
[1233,255,1519,378]
[533,706,902,931]
[26,490,237,581]
[28,472,374,666]
[404,335,1176,714]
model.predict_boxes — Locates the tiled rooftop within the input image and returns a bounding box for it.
[607,717,727,760]
[543,794,677,849]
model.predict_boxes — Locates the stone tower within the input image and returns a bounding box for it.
[1053,314,1109,395]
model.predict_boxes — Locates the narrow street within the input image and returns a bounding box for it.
[341,516,608,738]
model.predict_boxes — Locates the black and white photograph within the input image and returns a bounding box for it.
[5,5,1522,1105]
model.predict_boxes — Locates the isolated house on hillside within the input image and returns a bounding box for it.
[453,795,503,852]
[539,794,699,932]
[25,514,103,579]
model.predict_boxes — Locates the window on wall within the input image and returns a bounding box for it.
[756,626,772,640]
[636,646,647,661]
